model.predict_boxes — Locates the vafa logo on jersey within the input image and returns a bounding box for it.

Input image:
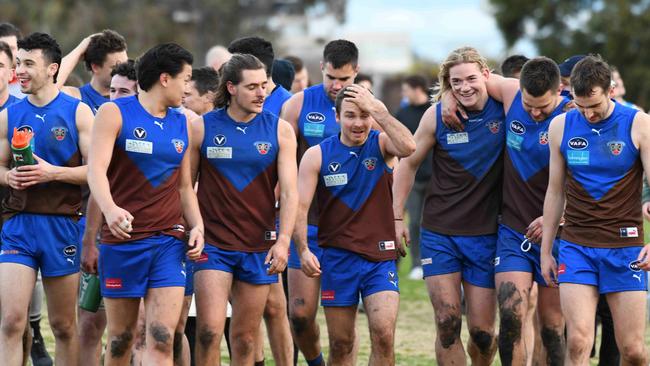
[509,120,525,135]
[306,112,326,123]
[568,137,588,150]
[133,127,147,140]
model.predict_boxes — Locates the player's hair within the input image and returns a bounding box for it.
[228,36,274,77]
[17,32,62,83]
[285,55,304,72]
[0,23,21,40]
[435,46,489,102]
[191,66,219,96]
[403,75,429,93]
[136,43,193,92]
[519,57,560,97]
[500,55,529,78]
[355,73,373,85]
[334,85,352,114]
[323,40,358,69]
[0,41,13,66]
[214,53,266,108]
[570,55,611,98]
[84,29,127,72]
[110,59,136,81]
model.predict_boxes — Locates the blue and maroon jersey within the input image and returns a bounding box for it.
[0,94,20,112]
[79,83,109,114]
[422,98,505,235]
[298,84,340,148]
[198,108,279,252]
[102,95,188,243]
[317,130,396,261]
[3,93,82,218]
[501,92,570,233]
[560,103,643,248]
[264,85,292,117]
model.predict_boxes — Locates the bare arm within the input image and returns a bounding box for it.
[266,119,299,274]
[293,145,321,276]
[80,194,102,274]
[87,102,133,239]
[14,102,93,187]
[392,105,437,219]
[178,116,205,260]
[280,91,304,136]
[56,34,97,88]
[631,111,650,270]
[0,110,13,187]
[189,117,204,185]
[540,114,567,285]
[342,84,416,161]
[484,73,520,112]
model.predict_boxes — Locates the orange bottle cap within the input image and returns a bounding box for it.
[11,127,33,149]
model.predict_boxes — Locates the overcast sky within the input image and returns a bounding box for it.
[341,0,536,62]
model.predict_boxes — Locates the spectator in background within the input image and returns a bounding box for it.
[0,22,24,98]
[395,75,432,280]
[273,59,296,92]
[205,45,231,71]
[285,55,309,93]
[500,54,529,79]
[611,66,641,110]
[558,55,585,99]
[355,72,373,91]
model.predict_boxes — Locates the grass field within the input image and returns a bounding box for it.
[38,225,650,365]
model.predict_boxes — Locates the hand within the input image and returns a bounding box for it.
[5,168,25,190]
[265,237,290,275]
[13,153,58,187]
[103,205,134,240]
[440,91,467,131]
[643,202,650,222]
[525,216,543,244]
[343,84,386,115]
[540,253,558,287]
[636,244,650,271]
[395,219,410,250]
[77,33,102,55]
[81,239,99,274]
[300,249,322,277]
[186,226,205,260]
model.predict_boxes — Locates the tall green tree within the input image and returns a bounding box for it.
[490,0,650,109]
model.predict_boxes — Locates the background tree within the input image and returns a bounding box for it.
[490,0,650,109]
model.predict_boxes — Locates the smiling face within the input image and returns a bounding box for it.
[160,63,192,108]
[228,68,267,114]
[15,48,58,94]
[448,62,489,111]
[0,51,13,96]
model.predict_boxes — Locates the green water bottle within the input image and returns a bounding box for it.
[79,272,102,312]
[11,127,35,166]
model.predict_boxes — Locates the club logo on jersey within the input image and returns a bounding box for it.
[172,139,185,153]
[51,127,67,141]
[607,140,625,156]
[328,162,341,173]
[629,260,643,272]
[486,120,502,134]
[214,134,226,146]
[568,137,588,150]
[63,245,76,257]
[254,141,272,155]
[133,127,147,140]
[539,131,549,145]
[363,157,377,171]
[509,120,525,135]
[306,112,326,123]
[17,125,33,134]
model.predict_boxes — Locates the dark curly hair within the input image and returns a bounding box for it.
[84,29,127,71]
[136,43,193,91]
[17,32,62,83]
[111,59,136,81]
